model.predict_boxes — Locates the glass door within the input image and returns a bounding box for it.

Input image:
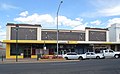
[24,49,31,58]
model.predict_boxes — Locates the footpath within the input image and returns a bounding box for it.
[0,58,79,64]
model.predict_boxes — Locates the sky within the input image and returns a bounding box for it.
[1,0,120,41]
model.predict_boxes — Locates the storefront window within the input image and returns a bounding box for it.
[10,44,22,55]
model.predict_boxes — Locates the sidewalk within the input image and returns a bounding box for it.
[0,58,79,64]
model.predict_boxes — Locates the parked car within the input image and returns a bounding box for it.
[84,52,104,59]
[62,52,104,60]
[62,52,80,60]
[100,49,120,58]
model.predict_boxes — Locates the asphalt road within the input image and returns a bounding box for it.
[0,59,120,74]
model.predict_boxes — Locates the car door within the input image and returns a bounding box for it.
[90,52,96,58]
[86,52,91,59]
[67,53,72,59]
[104,50,109,58]
[108,50,115,57]
[67,53,78,59]
[71,53,78,59]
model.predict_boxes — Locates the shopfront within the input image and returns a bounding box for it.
[4,23,120,59]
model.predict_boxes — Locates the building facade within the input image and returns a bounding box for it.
[109,23,120,42]
[3,23,120,59]
[0,41,5,56]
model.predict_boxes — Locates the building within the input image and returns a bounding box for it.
[3,23,120,59]
[109,23,120,42]
[0,41,6,56]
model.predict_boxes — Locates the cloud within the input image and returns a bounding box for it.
[0,3,18,10]
[19,11,28,17]
[14,12,86,30]
[96,0,120,17]
[107,18,120,27]
[73,22,88,30]
[90,20,101,25]
[81,0,120,17]
[90,0,119,8]
[56,16,84,27]
[98,5,120,16]
[0,26,6,41]
[72,25,85,30]
[0,31,6,37]
[14,13,54,24]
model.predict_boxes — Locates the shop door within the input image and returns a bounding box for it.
[24,49,31,58]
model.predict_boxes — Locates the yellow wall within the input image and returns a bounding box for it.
[6,43,10,59]
[6,43,23,59]
[31,55,37,58]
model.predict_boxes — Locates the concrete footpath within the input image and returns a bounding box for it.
[0,58,79,64]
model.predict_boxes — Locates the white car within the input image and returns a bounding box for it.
[101,49,120,58]
[62,52,104,60]
[84,52,104,59]
[62,52,81,60]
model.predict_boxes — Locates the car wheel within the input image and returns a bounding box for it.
[65,57,68,60]
[79,57,83,60]
[114,55,119,59]
[96,56,100,59]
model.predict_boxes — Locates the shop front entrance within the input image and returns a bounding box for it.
[24,49,31,58]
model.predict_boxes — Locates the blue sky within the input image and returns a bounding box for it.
[1,0,120,41]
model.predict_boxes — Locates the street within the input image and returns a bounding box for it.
[0,59,120,74]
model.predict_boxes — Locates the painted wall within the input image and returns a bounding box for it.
[116,24,120,42]
[109,24,120,42]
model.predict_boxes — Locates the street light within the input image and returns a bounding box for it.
[15,24,19,62]
[56,1,63,57]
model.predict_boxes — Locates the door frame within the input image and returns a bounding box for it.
[23,48,31,58]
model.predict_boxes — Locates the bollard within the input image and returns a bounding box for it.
[37,54,41,61]
[2,55,3,62]
[37,54,39,61]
